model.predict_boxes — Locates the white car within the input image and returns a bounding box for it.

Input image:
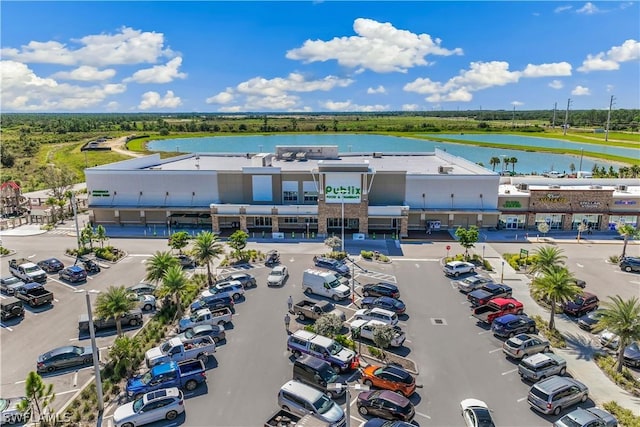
[1,396,28,425]
[349,319,406,347]
[460,398,495,427]
[354,307,398,326]
[114,387,184,427]
[130,294,156,311]
[267,265,289,287]
[443,261,475,277]
[208,280,245,301]
[599,330,620,350]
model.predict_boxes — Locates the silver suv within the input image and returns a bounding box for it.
[503,334,550,359]
[527,376,589,415]
[518,353,567,382]
[443,261,475,277]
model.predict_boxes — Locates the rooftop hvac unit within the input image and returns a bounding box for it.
[438,165,454,174]
[373,152,383,158]
[616,185,628,191]
[549,185,561,189]
[589,185,603,189]
[517,183,529,191]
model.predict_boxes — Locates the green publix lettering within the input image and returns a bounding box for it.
[325,185,361,196]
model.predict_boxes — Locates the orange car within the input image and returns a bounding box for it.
[361,364,416,397]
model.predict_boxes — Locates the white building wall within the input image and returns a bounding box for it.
[405,175,499,209]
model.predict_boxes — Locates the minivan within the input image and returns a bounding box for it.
[527,376,589,415]
[293,355,345,398]
[278,380,346,427]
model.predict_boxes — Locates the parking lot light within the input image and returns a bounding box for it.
[85,291,104,412]
[327,382,370,427]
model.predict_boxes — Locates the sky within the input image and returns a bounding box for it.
[1,1,639,113]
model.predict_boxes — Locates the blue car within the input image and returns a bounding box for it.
[491,314,536,338]
[361,296,406,314]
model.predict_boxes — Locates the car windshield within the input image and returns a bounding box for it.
[73,347,83,355]
[160,342,172,353]
[321,368,338,383]
[132,396,145,412]
[25,265,39,273]
[139,371,153,385]
[271,270,283,276]
[321,303,335,313]
[0,399,8,411]
[313,394,334,414]
[556,415,581,427]
[474,408,495,427]
[327,279,341,289]
[573,296,585,304]
[327,341,344,355]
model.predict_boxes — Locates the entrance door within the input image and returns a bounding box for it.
[506,217,519,230]
[347,219,359,230]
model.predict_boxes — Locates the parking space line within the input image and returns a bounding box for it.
[1,324,13,331]
[478,330,491,335]
[15,380,25,384]
[489,348,502,353]
[56,389,83,396]
[415,411,431,419]
[501,368,518,376]
[517,397,528,402]
[48,277,79,291]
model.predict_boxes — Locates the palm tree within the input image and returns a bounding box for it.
[616,223,639,259]
[529,246,566,277]
[96,225,108,248]
[489,157,501,171]
[594,296,640,372]
[509,157,518,172]
[94,286,137,336]
[192,231,224,286]
[157,265,191,318]
[503,158,511,172]
[145,251,180,285]
[530,266,581,330]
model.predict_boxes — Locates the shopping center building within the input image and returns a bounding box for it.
[85,146,639,237]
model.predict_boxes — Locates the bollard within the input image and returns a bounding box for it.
[312,232,315,239]
[292,232,295,239]
[372,232,376,240]
[262,231,265,238]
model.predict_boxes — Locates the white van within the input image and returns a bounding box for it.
[576,171,593,179]
[302,269,351,301]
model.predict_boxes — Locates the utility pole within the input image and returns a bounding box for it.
[512,105,516,128]
[563,98,572,136]
[605,95,615,142]
[552,102,557,129]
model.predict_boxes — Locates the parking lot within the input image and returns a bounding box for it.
[1,233,637,426]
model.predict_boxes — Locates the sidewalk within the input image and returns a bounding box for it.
[482,244,640,413]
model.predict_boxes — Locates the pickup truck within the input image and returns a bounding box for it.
[14,282,54,307]
[8,258,48,283]
[264,409,329,427]
[291,299,346,322]
[349,319,406,348]
[126,359,206,399]
[177,307,232,332]
[145,336,216,368]
[472,298,524,324]
[467,283,513,307]
[78,309,143,334]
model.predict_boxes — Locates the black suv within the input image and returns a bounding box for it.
[1,297,25,321]
[216,273,256,289]
[190,293,235,312]
[175,254,196,268]
[59,266,88,283]
[362,282,400,299]
[37,258,65,273]
[491,314,536,338]
[313,256,350,276]
[620,257,640,273]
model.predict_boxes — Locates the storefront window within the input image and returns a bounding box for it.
[327,218,343,228]
[535,214,563,230]
[303,191,318,202]
[282,217,298,224]
[609,215,638,229]
[571,214,600,230]
[253,216,272,227]
[498,215,526,230]
[283,191,298,203]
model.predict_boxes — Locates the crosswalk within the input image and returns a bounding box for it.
[217,263,265,276]
[46,228,75,235]
[354,269,396,283]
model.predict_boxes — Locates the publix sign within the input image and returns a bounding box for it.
[325,173,361,203]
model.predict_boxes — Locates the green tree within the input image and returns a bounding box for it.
[95,224,108,248]
[569,163,576,173]
[530,266,580,330]
[168,231,190,254]
[94,285,137,336]
[314,313,344,338]
[228,230,249,259]
[489,157,501,171]
[454,226,479,260]
[372,324,395,356]
[42,164,76,223]
[16,371,55,424]
[80,223,96,250]
[109,335,139,377]
[145,251,180,285]
[192,231,224,286]
[157,265,191,318]
[616,223,640,259]
[509,157,518,172]
[324,236,342,252]
[529,245,566,277]
[594,296,640,372]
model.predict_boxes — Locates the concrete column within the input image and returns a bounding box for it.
[400,216,408,238]
[562,213,573,231]
[271,207,279,232]
[448,213,455,229]
[140,210,146,226]
[211,215,220,233]
[599,213,610,231]
[317,198,328,235]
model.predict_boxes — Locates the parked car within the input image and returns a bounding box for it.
[216,272,256,289]
[267,265,289,287]
[454,275,493,293]
[599,330,620,350]
[491,314,536,338]
[208,280,245,300]
[467,283,512,307]
[277,380,345,426]
[554,407,618,427]
[265,250,280,266]
[363,420,414,427]
[502,334,550,359]
[314,256,350,276]
[37,258,65,273]
[350,319,406,348]
[37,345,95,373]
[175,254,195,268]
[0,276,25,296]
[127,282,157,296]
[354,307,399,326]
[518,353,567,382]
[113,388,184,427]
[361,364,416,397]
[176,324,226,344]
[59,265,87,283]
[443,261,475,277]
[287,330,358,373]
[527,376,589,415]
[0,395,28,425]
[623,341,640,367]
[620,257,640,273]
[460,398,496,427]
[562,292,599,317]
[360,296,406,315]
[1,297,25,321]
[190,293,234,313]
[362,282,400,298]
[131,294,156,311]
[577,310,604,331]
[356,390,415,422]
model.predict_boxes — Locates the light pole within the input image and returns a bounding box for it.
[341,192,345,253]
[579,148,584,172]
[327,382,370,427]
[71,193,81,253]
[85,291,104,412]
[482,244,485,261]
[501,261,505,283]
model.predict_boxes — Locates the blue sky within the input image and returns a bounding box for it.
[1,1,639,112]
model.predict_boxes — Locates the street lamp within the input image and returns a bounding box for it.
[84,291,104,412]
[71,193,81,253]
[579,148,584,172]
[341,192,345,253]
[501,261,505,283]
[327,382,370,427]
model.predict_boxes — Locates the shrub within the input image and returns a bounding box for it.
[0,246,10,255]
[378,254,390,263]
[303,324,315,333]
[532,315,566,348]
[482,259,493,271]
[608,255,621,264]
[602,401,640,427]
[367,345,383,358]
[334,334,356,350]
[361,250,374,259]
[326,251,347,260]
[595,354,640,397]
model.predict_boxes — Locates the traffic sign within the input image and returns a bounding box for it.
[446,245,451,250]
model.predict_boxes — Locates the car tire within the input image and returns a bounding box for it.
[527,325,535,333]
[363,290,370,297]
[292,350,301,359]
[508,332,515,338]
[166,410,178,421]
[122,423,134,427]
[47,366,55,373]
[129,319,139,327]
[198,354,208,365]
[516,309,523,315]
[298,313,306,321]
[185,380,198,391]
[559,367,566,376]
[232,293,241,301]
[282,406,290,412]
[454,271,460,277]
[553,406,562,416]
[581,394,588,402]
[543,346,550,353]
[624,266,632,272]
[304,288,312,294]
[84,357,92,365]
[143,304,153,311]
[332,295,340,302]
[213,336,220,344]
[359,406,368,415]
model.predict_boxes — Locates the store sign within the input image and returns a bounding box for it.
[540,193,567,203]
[614,200,637,205]
[503,201,521,208]
[579,201,601,208]
[325,173,361,204]
[91,190,110,197]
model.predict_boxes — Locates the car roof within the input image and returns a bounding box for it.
[521,352,563,367]
[494,313,519,324]
[271,266,286,272]
[144,387,181,402]
[368,307,396,316]
[49,346,79,356]
[68,265,84,272]
[375,390,410,405]
[381,365,411,380]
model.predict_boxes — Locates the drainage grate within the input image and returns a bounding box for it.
[430,318,447,325]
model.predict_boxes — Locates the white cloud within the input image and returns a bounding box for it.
[138,90,182,110]
[0,60,126,111]
[366,85,386,94]
[51,65,116,81]
[571,85,591,95]
[511,101,524,107]
[404,60,574,103]
[577,2,600,14]
[236,73,353,96]
[218,105,243,113]
[1,27,172,67]
[286,18,463,73]
[206,89,235,104]
[320,100,389,111]
[125,57,187,84]
[554,5,573,13]
[548,80,564,89]
[106,101,119,111]
[401,104,420,111]
[578,39,640,72]
[243,94,301,110]
[606,84,614,92]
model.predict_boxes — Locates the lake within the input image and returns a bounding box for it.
[147,134,622,174]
